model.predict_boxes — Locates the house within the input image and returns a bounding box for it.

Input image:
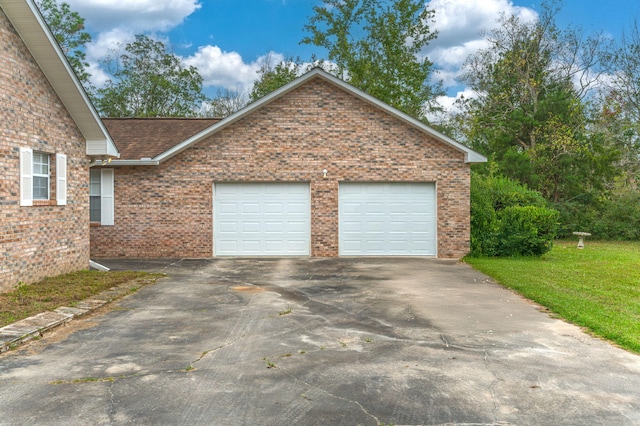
[91,69,486,259]
[0,0,118,291]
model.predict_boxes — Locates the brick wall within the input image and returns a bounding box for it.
[91,78,471,259]
[0,9,89,292]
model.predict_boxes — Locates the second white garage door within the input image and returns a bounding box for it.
[214,183,310,256]
[339,183,437,256]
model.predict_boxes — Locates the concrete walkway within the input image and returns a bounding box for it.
[1,258,639,425]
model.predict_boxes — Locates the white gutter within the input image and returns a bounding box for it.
[90,159,160,167]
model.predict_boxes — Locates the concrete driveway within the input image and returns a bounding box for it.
[1,258,639,425]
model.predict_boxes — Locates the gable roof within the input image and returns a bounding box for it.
[102,68,486,165]
[1,0,118,158]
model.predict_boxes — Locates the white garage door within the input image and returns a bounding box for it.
[339,183,437,256]
[214,183,310,256]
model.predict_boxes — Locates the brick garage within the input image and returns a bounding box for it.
[90,69,485,259]
[1,0,118,292]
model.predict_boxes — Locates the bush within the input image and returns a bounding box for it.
[592,190,640,240]
[470,173,558,257]
[553,198,600,239]
[470,174,499,256]
[554,189,640,241]
[495,206,559,256]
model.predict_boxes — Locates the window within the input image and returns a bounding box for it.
[90,169,102,222]
[19,148,66,206]
[33,152,50,200]
[89,168,114,225]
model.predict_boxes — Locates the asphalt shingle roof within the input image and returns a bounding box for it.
[102,118,221,160]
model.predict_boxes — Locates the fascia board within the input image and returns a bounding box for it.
[152,68,486,164]
[314,71,487,164]
[1,0,119,158]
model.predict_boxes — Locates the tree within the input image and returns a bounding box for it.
[249,56,308,102]
[599,21,640,187]
[301,0,441,119]
[95,34,205,117]
[202,88,247,117]
[36,0,91,86]
[460,2,617,202]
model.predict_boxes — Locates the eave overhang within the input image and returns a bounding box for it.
[1,0,119,158]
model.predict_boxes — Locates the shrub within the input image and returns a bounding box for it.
[554,189,640,241]
[592,190,640,240]
[495,206,559,256]
[470,174,499,256]
[470,173,559,257]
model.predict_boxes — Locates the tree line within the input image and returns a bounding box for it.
[38,0,640,247]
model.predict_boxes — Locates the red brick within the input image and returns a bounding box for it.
[91,78,471,259]
[0,8,89,292]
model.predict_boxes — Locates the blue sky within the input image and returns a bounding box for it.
[64,0,638,106]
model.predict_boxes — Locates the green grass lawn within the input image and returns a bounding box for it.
[465,241,640,353]
[0,270,162,328]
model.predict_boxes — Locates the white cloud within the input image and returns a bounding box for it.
[86,62,111,88]
[67,0,201,89]
[425,88,478,123]
[424,0,538,89]
[65,0,201,33]
[183,47,282,94]
[435,88,478,115]
[86,28,135,62]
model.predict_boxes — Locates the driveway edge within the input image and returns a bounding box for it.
[0,282,144,353]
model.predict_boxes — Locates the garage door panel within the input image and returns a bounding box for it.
[285,240,309,251]
[287,202,309,214]
[265,202,283,213]
[218,203,237,214]
[218,221,238,233]
[342,221,362,232]
[264,221,283,233]
[240,183,261,193]
[240,203,260,214]
[241,240,260,252]
[339,183,436,256]
[365,221,385,232]
[264,240,284,252]
[218,240,238,252]
[287,221,308,233]
[215,183,310,256]
[242,221,261,233]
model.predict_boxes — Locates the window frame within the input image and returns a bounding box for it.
[89,168,114,226]
[90,169,102,222]
[19,148,67,207]
[32,151,50,200]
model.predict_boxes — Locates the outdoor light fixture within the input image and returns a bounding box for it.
[322,169,328,178]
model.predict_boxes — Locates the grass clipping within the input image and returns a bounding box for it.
[0,270,163,328]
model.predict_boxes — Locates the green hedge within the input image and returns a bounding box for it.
[471,173,559,257]
[496,206,559,256]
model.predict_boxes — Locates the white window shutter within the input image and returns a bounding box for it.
[100,168,114,225]
[20,148,33,206]
[56,153,67,205]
